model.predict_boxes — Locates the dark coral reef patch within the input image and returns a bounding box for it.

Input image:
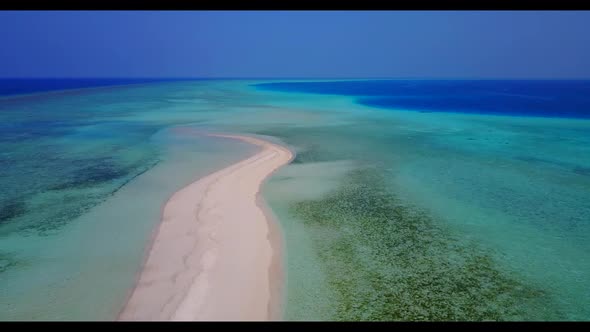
[289,168,560,321]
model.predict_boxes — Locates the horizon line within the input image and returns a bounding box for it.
[2,77,590,80]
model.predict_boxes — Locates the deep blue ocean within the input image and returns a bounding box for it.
[255,80,590,119]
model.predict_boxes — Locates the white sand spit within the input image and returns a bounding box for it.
[118,133,293,321]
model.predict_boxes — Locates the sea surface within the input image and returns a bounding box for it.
[0,79,589,320]
[0,78,193,97]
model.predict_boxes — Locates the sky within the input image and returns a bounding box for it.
[1,10,590,79]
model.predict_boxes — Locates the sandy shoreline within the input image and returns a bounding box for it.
[118,133,293,321]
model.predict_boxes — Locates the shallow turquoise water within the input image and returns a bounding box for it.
[262,111,590,320]
[1,80,589,320]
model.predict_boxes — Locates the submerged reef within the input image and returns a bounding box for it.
[0,198,27,224]
[48,159,130,191]
[0,157,160,236]
[289,167,561,321]
[0,253,16,273]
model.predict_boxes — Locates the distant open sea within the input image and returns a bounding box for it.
[4,78,590,120]
[256,80,590,119]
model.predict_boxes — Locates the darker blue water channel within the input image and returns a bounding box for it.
[254,80,590,119]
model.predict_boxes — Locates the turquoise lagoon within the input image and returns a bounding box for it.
[0,80,589,320]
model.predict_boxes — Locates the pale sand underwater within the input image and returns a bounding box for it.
[118,131,293,321]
